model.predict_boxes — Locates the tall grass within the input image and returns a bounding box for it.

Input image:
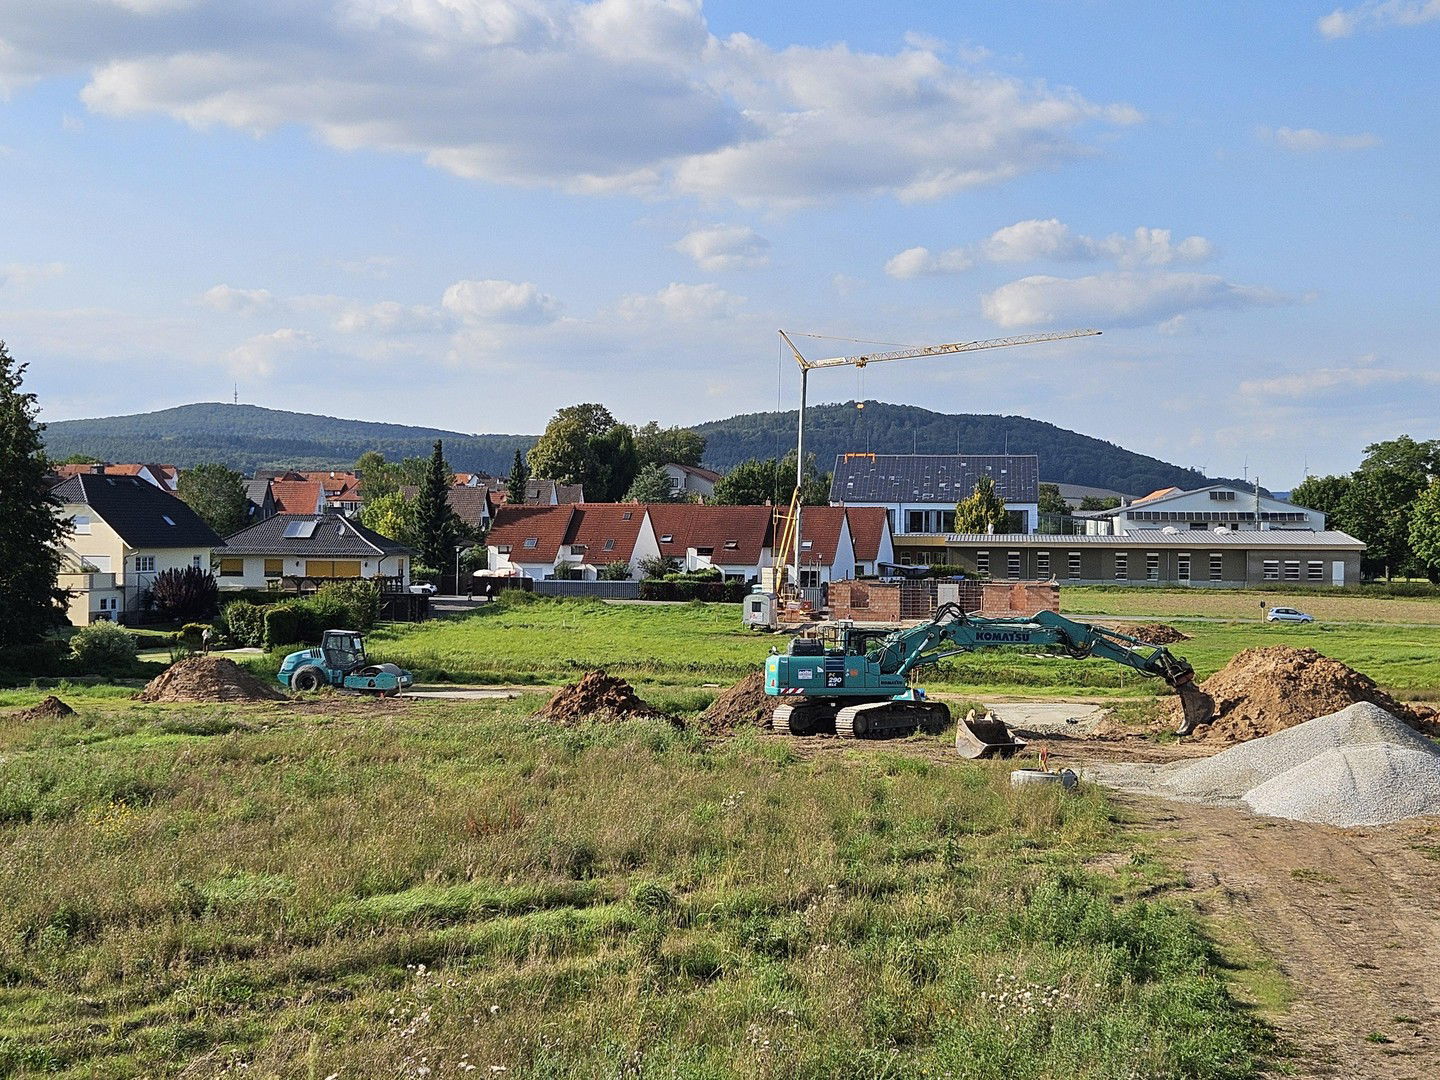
[0,697,1267,1078]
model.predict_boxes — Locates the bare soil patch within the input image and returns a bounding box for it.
[12,695,76,722]
[1170,646,1421,742]
[1122,622,1190,644]
[698,671,772,736]
[533,670,681,729]
[138,656,286,704]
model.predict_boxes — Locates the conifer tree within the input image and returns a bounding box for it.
[415,440,458,572]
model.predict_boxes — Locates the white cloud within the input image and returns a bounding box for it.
[1260,126,1382,151]
[1239,365,1440,398]
[675,224,770,271]
[224,328,314,377]
[981,271,1288,329]
[0,262,65,287]
[0,1,1138,207]
[1318,0,1440,37]
[883,245,972,279]
[983,218,1091,263]
[198,284,275,314]
[334,300,447,334]
[619,281,743,320]
[441,279,561,324]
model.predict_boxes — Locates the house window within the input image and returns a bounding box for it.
[1068,551,1081,579]
[906,511,925,533]
[799,569,820,588]
[724,539,738,549]
[1114,552,1128,580]
[264,559,284,578]
[134,555,156,573]
[1146,552,1159,581]
[523,537,538,549]
[975,550,989,575]
[1263,560,1280,581]
[696,546,714,556]
[622,511,633,521]
[306,560,362,578]
[1308,560,1324,581]
[571,544,588,555]
[660,534,673,543]
[219,558,244,577]
[1210,553,1223,581]
[1283,560,1301,581]
[1036,551,1050,577]
[603,539,616,551]
[800,540,813,549]
[1209,490,1236,501]
[193,555,203,569]
[1007,551,1020,578]
[72,515,91,535]
[1178,554,1191,581]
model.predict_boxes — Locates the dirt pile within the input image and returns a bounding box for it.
[533,670,681,729]
[13,695,76,722]
[138,656,286,704]
[698,671,772,735]
[1124,623,1190,645]
[1175,645,1417,742]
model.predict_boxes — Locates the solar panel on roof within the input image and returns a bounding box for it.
[283,520,319,538]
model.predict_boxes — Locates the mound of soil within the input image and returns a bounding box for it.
[1125,623,1190,645]
[1174,645,1418,742]
[533,670,681,729]
[13,695,76,722]
[138,656,286,704]
[698,671,773,736]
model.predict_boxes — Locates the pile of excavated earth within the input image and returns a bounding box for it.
[533,670,682,729]
[1091,701,1440,827]
[138,656,286,704]
[698,671,773,736]
[1171,645,1420,741]
[1122,623,1190,645]
[12,695,76,722]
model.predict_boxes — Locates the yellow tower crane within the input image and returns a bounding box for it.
[769,327,1102,603]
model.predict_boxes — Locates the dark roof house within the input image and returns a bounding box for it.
[829,453,1040,505]
[222,514,412,558]
[53,474,221,549]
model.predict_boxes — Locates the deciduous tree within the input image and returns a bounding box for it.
[0,342,68,650]
[632,421,705,469]
[624,462,679,503]
[711,452,828,506]
[954,475,1010,534]
[1037,483,1071,515]
[178,463,249,536]
[355,450,398,498]
[358,491,417,546]
[528,403,639,501]
[1409,481,1440,584]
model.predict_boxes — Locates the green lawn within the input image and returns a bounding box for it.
[0,693,1267,1079]
[352,596,1440,702]
[1061,585,1440,625]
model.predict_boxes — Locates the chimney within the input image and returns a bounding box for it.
[89,463,105,474]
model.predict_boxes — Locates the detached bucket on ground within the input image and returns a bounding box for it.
[955,710,1028,759]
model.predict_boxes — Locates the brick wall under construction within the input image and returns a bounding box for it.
[829,579,1059,624]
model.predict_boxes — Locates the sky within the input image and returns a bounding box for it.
[1,0,1437,485]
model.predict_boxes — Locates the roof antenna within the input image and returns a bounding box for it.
[233,383,239,406]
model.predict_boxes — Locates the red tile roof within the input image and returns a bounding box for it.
[787,505,846,566]
[845,506,889,563]
[270,480,325,514]
[563,504,648,565]
[488,504,578,564]
[647,504,775,566]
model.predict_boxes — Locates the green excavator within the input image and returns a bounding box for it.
[763,604,1214,752]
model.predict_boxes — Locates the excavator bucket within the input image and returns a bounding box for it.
[1173,681,1216,736]
[956,710,1028,760]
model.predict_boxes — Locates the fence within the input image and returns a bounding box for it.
[533,580,642,599]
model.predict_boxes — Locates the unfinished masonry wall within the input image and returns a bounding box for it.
[829,579,1059,623]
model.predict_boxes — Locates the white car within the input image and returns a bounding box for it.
[1266,606,1314,623]
[407,582,438,595]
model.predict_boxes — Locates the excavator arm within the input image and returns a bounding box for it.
[868,604,1214,735]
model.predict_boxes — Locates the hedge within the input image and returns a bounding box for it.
[637,580,748,602]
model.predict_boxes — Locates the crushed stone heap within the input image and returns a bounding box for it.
[1145,702,1440,827]
[533,670,681,729]
[1174,645,1418,741]
[138,656,286,703]
[698,671,773,736]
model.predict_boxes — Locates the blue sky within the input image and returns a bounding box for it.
[1,0,1436,484]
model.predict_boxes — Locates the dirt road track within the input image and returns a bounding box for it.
[1120,793,1440,1079]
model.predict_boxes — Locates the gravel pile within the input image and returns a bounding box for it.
[1093,701,1440,827]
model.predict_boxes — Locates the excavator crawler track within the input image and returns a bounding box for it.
[771,701,837,736]
[835,700,950,739]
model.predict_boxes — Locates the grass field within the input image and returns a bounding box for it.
[345,596,1440,703]
[0,694,1267,1079]
[1062,586,1440,625]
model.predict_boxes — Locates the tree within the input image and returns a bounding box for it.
[624,462,679,503]
[710,452,828,506]
[177,463,249,536]
[527,403,639,501]
[0,342,68,651]
[57,453,101,465]
[506,449,530,505]
[396,454,440,488]
[1409,481,1440,584]
[1037,483,1071,515]
[632,421,705,469]
[1078,495,1121,511]
[1289,474,1351,525]
[355,450,398,498]
[148,566,219,620]
[414,440,459,572]
[1339,436,1439,578]
[954,475,1010,534]
[358,490,418,546]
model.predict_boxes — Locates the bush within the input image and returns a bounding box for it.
[70,622,138,670]
[637,580,748,602]
[179,623,214,650]
[597,561,633,581]
[219,601,266,648]
[310,580,381,632]
[148,566,220,620]
[262,606,302,649]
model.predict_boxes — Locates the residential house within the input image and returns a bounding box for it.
[400,485,495,533]
[244,478,277,524]
[218,514,412,590]
[54,474,222,622]
[480,477,585,506]
[53,462,180,491]
[662,462,722,500]
[787,506,856,588]
[269,478,326,515]
[829,453,1041,535]
[841,506,894,577]
[1078,483,1326,535]
[648,504,778,581]
[486,504,658,581]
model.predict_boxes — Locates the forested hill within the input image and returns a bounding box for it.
[693,402,1210,495]
[41,403,534,476]
[44,399,1214,494]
